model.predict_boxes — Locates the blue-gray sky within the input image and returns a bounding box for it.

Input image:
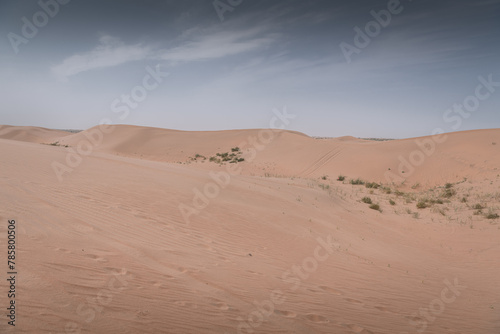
[1,0,499,138]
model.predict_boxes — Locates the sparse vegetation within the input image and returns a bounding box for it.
[369,203,381,211]
[365,182,380,189]
[416,200,429,209]
[337,175,345,181]
[362,197,372,204]
[442,188,456,198]
[389,199,396,206]
[350,178,365,185]
[486,212,499,219]
[382,187,392,194]
[44,141,69,148]
[319,184,330,190]
[485,208,499,219]
[208,148,244,164]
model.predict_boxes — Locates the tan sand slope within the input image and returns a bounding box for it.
[0,125,499,333]
[20,124,500,188]
[0,125,71,144]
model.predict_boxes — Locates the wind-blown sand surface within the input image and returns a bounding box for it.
[0,125,499,333]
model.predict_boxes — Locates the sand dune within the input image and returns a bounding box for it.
[0,125,499,333]
[23,124,500,188]
[0,125,71,144]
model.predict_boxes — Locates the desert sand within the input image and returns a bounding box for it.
[0,124,499,333]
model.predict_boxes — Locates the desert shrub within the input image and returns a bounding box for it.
[472,204,484,210]
[486,212,500,219]
[350,178,365,185]
[231,147,240,152]
[389,199,396,206]
[365,182,380,189]
[445,183,453,189]
[416,200,429,209]
[382,187,392,194]
[485,208,499,219]
[319,184,330,190]
[442,188,456,198]
[337,175,345,181]
[369,204,381,211]
[362,197,372,204]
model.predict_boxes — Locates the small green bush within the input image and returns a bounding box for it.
[442,188,456,198]
[337,175,345,181]
[350,178,365,185]
[365,182,380,189]
[486,213,499,219]
[362,197,372,204]
[416,200,429,209]
[369,204,381,211]
[389,199,396,206]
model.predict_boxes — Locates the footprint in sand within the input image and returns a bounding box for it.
[344,298,364,305]
[198,243,214,251]
[206,297,229,310]
[274,310,297,318]
[83,253,106,262]
[246,270,264,276]
[174,301,198,309]
[210,301,229,310]
[347,324,374,334]
[374,305,394,314]
[319,286,343,295]
[405,315,424,322]
[305,314,329,323]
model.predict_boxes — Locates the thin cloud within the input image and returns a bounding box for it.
[158,27,280,63]
[50,36,151,81]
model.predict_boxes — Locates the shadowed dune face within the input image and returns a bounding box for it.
[0,125,499,333]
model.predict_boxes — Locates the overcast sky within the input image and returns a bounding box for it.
[1,0,499,138]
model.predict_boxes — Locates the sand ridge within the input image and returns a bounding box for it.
[0,125,499,333]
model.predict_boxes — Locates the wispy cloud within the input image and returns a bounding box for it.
[159,27,279,63]
[51,26,280,81]
[51,36,151,81]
